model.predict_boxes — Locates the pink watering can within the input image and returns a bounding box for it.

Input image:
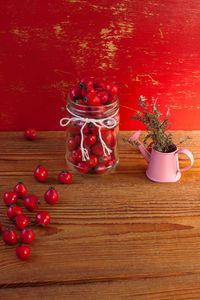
[129,131,194,182]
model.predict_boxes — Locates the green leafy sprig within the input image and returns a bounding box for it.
[130,96,190,153]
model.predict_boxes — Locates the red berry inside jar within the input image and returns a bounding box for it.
[61,77,120,175]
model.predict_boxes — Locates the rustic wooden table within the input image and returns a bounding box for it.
[0,131,200,299]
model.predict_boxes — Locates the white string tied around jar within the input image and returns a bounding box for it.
[60,105,119,162]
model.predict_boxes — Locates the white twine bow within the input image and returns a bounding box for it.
[60,105,119,161]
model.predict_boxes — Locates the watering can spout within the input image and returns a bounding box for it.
[128,130,151,163]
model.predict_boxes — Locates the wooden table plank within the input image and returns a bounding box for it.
[0,131,200,298]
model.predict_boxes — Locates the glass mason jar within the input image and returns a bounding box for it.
[60,97,120,175]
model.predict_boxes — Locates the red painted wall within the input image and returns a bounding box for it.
[1,0,200,131]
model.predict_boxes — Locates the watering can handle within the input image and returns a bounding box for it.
[176,148,194,172]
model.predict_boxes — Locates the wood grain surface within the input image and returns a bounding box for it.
[0,131,200,299]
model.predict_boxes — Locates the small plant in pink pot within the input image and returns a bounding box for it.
[126,96,194,182]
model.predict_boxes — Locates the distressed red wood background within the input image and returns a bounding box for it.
[1,0,200,131]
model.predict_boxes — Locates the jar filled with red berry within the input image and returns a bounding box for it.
[60,77,120,175]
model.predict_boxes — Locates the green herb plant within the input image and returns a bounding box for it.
[128,96,190,153]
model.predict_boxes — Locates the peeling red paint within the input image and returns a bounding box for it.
[0,0,200,130]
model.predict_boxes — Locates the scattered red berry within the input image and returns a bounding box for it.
[36,211,50,226]
[14,182,27,198]
[58,171,72,184]
[3,191,18,206]
[3,228,17,245]
[24,195,40,211]
[24,128,37,140]
[44,187,58,204]
[7,204,23,220]
[13,215,29,230]
[16,244,30,259]
[20,227,34,244]
[34,166,48,182]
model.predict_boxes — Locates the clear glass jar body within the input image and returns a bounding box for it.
[64,98,120,175]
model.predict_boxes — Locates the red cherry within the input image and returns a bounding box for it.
[7,204,23,220]
[74,135,81,146]
[81,86,95,98]
[24,195,40,211]
[95,88,103,93]
[91,142,104,156]
[105,83,112,93]
[98,91,109,105]
[85,93,101,106]
[106,158,116,168]
[84,134,97,146]
[70,87,82,101]
[14,182,27,199]
[67,121,81,136]
[34,166,48,182]
[68,152,76,164]
[67,137,78,151]
[110,82,118,96]
[93,78,105,89]
[74,99,89,112]
[44,187,58,204]
[20,227,34,244]
[95,164,106,174]
[105,82,118,96]
[24,128,37,140]
[86,154,98,168]
[79,77,93,90]
[3,228,17,245]
[148,142,154,153]
[90,104,106,119]
[36,211,50,226]
[98,154,112,165]
[88,123,106,135]
[76,121,89,134]
[102,130,114,146]
[67,121,89,136]
[107,95,116,104]
[58,171,72,184]
[76,162,90,173]
[16,244,30,259]
[13,215,29,230]
[3,191,18,206]
[71,148,82,162]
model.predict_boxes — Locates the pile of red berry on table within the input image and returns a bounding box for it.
[66,77,120,175]
[1,132,72,259]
